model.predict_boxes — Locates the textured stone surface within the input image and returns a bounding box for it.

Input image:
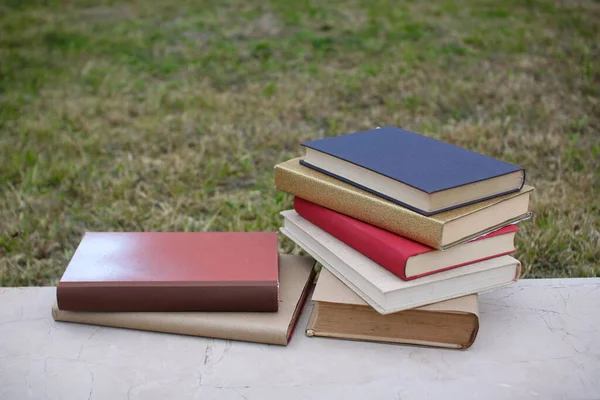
[1,278,599,400]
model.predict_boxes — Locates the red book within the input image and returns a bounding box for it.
[293,197,518,280]
[57,232,279,312]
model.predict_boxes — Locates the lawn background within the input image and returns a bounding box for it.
[1,0,599,286]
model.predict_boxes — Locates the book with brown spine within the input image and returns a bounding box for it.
[57,232,280,312]
[306,268,480,349]
[52,254,316,346]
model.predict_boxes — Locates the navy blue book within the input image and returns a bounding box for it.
[299,126,526,216]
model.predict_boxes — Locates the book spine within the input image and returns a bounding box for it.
[56,283,279,312]
[274,164,444,248]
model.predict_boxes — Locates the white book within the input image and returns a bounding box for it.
[280,210,521,315]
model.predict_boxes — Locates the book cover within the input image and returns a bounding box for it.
[274,158,533,250]
[52,254,316,346]
[57,232,279,312]
[300,126,525,215]
[294,197,518,280]
[306,268,479,349]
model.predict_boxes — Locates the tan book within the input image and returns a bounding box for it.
[306,268,480,349]
[51,254,316,346]
[274,158,533,250]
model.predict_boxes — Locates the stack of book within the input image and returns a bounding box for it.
[50,125,533,351]
[275,126,534,349]
[51,232,317,345]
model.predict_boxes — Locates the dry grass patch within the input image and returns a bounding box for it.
[1,0,598,285]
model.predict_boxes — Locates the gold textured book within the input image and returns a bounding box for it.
[52,254,316,346]
[275,158,533,250]
[306,268,480,349]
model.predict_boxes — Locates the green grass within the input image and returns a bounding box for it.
[1,0,599,285]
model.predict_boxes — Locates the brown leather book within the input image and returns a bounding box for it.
[306,268,480,349]
[57,232,279,312]
[52,254,317,345]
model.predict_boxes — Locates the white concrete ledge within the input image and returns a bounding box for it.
[1,278,599,400]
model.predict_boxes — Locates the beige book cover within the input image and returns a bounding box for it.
[307,268,480,349]
[52,254,316,346]
[275,157,533,250]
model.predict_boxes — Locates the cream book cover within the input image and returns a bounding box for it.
[312,267,479,314]
[52,254,316,346]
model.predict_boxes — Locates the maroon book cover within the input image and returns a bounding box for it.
[294,197,518,280]
[57,232,279,312]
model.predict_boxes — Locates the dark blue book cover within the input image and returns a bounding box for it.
[299,126,525,215]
